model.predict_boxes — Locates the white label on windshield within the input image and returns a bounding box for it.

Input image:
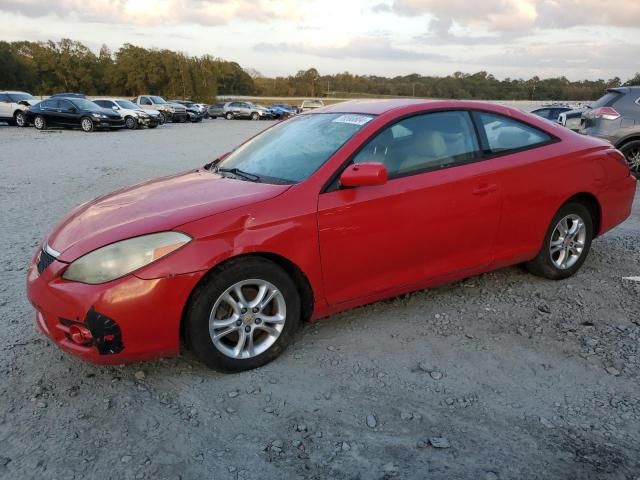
[332,114,373,126]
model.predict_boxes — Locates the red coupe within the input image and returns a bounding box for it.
[26,99,636,371]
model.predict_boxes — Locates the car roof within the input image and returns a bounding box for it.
[608,86,640,94]
[1,91,30,94]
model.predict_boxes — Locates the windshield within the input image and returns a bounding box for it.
[150,96,167,104]
[8,92,37,102]
[116,100,139,109]
[217,113,374,183]
[71,99,101,110]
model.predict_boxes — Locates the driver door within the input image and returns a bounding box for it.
[317,110,503,305]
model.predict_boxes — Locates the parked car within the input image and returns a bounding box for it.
[207,102,226,119]
[300,99,324,111]
[94,98,159,129]
[170,100,204,123]
[171,100,207,117]
[530,105,573,122]
[222,101,272,120]
[26,99,636,371]
[25,97,124,132]
[579,86,640,177]
[268,104,296,119]
[131,95,187,123]
[558,108,588,132]
[0,91,39,127]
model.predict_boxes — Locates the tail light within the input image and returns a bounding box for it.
[587,107,620,121]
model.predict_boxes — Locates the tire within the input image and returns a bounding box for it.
[211,116,217,120]
[525,202,593,280]
[619,140,640,178]
[80,117,94,132]
[14,111,27,127]
[33,115,46,130]
[148,124,158,129]
[251,112,259,121]
[225,112,234,120]
[124,116,137,129]
[158,112,166,124]
[185,257,301,372]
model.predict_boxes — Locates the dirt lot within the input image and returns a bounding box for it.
[0,120,639,480]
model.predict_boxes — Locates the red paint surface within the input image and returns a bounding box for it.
[26,100,637,364]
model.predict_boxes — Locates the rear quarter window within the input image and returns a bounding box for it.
[476,112,552,154]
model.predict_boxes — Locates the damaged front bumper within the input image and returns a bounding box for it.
[26,248,203,365]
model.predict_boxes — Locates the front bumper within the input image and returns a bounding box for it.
[26,252,203,365]
[96,118,125,129]
[171,112,188,122]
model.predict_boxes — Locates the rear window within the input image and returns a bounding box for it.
[591,91,623,109]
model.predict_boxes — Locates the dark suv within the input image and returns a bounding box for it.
[580,86,640,177]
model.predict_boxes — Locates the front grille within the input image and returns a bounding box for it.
[37,249,56,274]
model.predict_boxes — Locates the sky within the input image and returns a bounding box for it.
[0,0,639,81]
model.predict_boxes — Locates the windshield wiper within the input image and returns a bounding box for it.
[216,167,260,182]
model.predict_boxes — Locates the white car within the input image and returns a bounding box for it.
[93,98,161,129]
[0,91,39,127]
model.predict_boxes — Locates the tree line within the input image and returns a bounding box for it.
[1,39,639,102]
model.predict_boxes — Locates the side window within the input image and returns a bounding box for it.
[477,112,551,153]
[353,111,480,178]
[41,99,59,109]
[94,100,109,108]
[59,100,73,110]
[0,93,9,102]
[140,97,152,106]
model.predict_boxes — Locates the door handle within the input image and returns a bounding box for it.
[472,184,498,195]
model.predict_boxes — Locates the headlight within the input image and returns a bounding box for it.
[92,113,106,119]
[63,232,191,284]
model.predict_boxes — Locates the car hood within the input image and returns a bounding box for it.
[47,170,290,262]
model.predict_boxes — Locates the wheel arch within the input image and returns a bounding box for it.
[179,251,315,342]
[561,192,602,237]
[614,135,640,150]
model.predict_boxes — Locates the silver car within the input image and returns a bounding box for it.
[222,101,271,120]
[0,91,39,127]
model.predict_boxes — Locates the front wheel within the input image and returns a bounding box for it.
[185,258,300,372]
[619,140,640,178]
[158,112,166,124]
[14,111,27,127]
[225,112,234,120]
[525,203,593,280]
[80,117,94,132]
[33,115,46,130]
[124,116,137,129]
[251,112,259,120]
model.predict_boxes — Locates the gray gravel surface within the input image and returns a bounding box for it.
[0,121,639,480]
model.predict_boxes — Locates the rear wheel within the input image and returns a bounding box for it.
[525,202,593,280]
[124,116,137,129]
[33,115,46,130]
[251,112,259,120]
[158,112,166,124]
[619,140,640,178]
[225,112,234,120]
[80,117,94,132]
[14,111,27,127]
[185,257,300,372]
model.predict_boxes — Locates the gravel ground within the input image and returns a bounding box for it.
[0,120,639,480]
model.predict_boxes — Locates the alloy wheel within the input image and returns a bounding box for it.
[549,214,587,270]
[81,118,93,132]
[209,279,286,359]
[15,112,26,127]
[125,116,136,129]
[626,147,640,174]
[34,116,44,129]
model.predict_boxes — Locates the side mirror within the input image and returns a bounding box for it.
[339,162,388,188]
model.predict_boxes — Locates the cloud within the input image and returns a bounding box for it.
[255,37,447,62]
[384,0,640,33]
[0,0,302,26]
